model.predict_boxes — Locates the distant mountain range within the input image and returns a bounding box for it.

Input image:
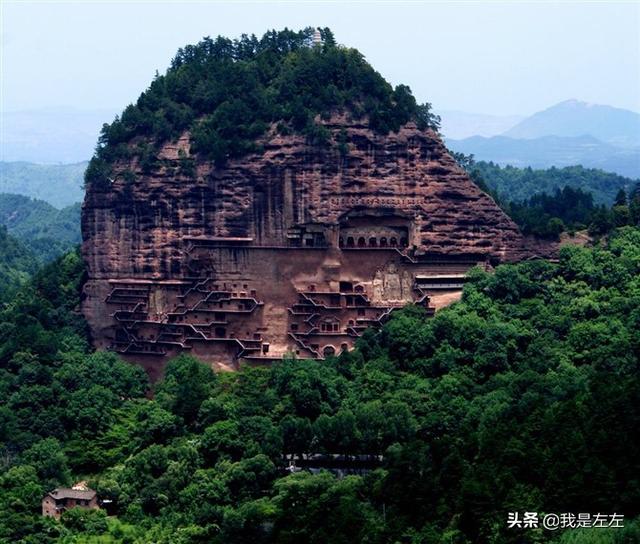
[1,107,118,164]
[471,162,637,206]
[447,134,640,179]
[503,99,640,147]
[0,193,81,262]
[0,161,87,208]
[445,100,640,179]
[439,111,525,139]
[0,100,638,206]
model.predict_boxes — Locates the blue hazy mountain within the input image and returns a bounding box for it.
[0,161,87,208]
[1,107,118,164]
[2,101,638,205]
[447,100,640,178]
[503,99,640,147]
[438,110,524,139]
[447,134,640,179]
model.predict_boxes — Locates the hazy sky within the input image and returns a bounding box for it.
[2,1,639,117]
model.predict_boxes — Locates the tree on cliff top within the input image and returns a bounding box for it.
[86,27,440,187]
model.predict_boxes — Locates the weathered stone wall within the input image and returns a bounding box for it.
[82,116,537,376]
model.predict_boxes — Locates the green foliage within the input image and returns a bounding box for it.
[21,438,72,490]
[470,161,637,206]
[552,518,640,543]
[0,193,81,262]
[270,472,384,544]
[455,156,640,239]
[0,225,38,301]
[0,161,85,209]
[0,465,61,543]
[60,508,108,535]
[506,187,598,239]
[0,249,148,474]
[156,355,217,425]
[0,248,88,364]
[1,228,640,542]
[86,28,438,185]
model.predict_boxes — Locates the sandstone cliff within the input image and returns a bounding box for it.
[83,116,527,278]
[82,114,539,376]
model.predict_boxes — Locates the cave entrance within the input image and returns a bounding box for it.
[338,212,410,249]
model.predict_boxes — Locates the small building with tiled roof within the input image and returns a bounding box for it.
[42,487,99,518]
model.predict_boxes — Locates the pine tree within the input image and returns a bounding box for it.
[614,188,628,207]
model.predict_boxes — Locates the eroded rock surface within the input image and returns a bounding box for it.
[82,117,538,378]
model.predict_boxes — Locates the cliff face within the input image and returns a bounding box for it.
[82,116,533,377]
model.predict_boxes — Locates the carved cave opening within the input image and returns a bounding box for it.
[338,213,410,249]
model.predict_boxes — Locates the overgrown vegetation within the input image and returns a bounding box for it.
[86,28,440,187]
[1,228,639,543]
[0,162,86,209]
[453,154,640,239]
[503,185,639,238]
[0,193,81,262]
[0,226,38,302]
[469,161,637,206]
[3,27,638,541]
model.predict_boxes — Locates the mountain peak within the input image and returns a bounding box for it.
[552,98,630,111]
[504,99,640,147]
[81,29,530,371]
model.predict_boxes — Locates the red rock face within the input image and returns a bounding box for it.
[82,117,534,378]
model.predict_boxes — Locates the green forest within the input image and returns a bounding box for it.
[0,194,81,263]
[2,24,639,544]
[451,155,640,240]
[469,161,637,206]
[0,162,86,209]
[0,226,39,302]
[1,226,639,543]
[85,28,440,187]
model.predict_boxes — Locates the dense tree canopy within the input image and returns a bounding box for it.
[86,28,440,188]
[1,227,639,542]
[469,161,637,206]
[0,162,86,209]
[0,225,38,301]
[0,193,81,262]
[500,183,640,239]
[452,154,640,239]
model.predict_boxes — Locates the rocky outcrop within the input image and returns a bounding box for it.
[82,116,537,377]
